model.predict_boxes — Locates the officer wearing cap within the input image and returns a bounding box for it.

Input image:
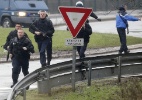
[76,1,101,22]
[116,6,141,54]
[29,10,55,67]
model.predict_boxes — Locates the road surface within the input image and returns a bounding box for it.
[55,20,142,38]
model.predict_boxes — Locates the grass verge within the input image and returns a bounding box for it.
[15,77,142,100]
[0,28,142,55]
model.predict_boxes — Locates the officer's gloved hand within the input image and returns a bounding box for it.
[97,18,101,21]
[9,54,12,58]
[82,24,85,29]
[23,47,27,50]
[43,33,46,37]
[7,46,9,50]
[35,31,41,35]
[67,27,69,31]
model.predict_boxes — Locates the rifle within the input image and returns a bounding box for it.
[31,24,49,38]
[6,51,9,61]
[1,45,9,61]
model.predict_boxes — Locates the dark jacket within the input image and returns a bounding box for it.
[29,18,55,42]
[77,23,92,43]
[90,12,98,19]
[86,12,99,23]
[4,30,28,50]
[9,36,34,59]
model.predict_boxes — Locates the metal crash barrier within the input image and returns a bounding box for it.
[7,52,142,100]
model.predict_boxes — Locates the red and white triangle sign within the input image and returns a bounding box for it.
[59,6,92,38]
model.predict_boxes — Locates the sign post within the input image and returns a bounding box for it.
[59,6,92,92]
[72,44,76,92]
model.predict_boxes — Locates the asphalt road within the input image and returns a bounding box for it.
[55,20,142,38]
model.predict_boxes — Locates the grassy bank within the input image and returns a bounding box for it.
[0,28,142,55]
[15,78,142,100]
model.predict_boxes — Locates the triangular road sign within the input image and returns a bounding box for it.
[59,6,92,38]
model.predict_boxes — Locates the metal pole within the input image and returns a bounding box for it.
[82,0,85,6]
[105,0,108,11]
[58,0,60,6]
[117,0,120,8]
[23,88,26,100]
[118,56,122,83]
[70,0,73,6]
[88,60,92,86]
[46,68,51,96]
[72,46,76,92]
[94,0,97,11]
[45,0,48,6]
[8,0,10,10]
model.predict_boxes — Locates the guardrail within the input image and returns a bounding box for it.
[7,52,142,100]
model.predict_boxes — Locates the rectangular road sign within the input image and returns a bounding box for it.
[65,38,84,46]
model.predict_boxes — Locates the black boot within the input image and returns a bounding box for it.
[11,84,15,88]
[124,50,130,54]
[26,86,30,90]
[41,63,46,68]
[47,60,51,66]
[47,61,50,66]
[11,81,17,88]
[118,51,122,54]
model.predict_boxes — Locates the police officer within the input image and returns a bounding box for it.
[3,23,28,50]
[29,10,55,67]
[77,22,92,59]
[116,6,141,54]
[9,29,34,88]
[76,1,101,22]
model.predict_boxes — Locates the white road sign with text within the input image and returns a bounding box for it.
[65,38,84,46]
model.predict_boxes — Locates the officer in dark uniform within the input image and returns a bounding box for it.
[77,22,92,59]
[9,29,34,88]
[29,10,55,67]
[116,6,141,54]
[75,1,97,59]
[76,1,101,22]
[3,23,28,50]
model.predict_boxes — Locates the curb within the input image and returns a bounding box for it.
[1,44,142,64]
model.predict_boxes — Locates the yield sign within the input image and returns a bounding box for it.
[59,6,92,38]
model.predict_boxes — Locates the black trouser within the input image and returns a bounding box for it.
[37,38,52,66]
[12,57,29,84]
[46,38,52,65]
[117,28,128,52]
[77,42,88,59]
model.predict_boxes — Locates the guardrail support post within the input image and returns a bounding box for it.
[22,88,26,100]
[46,68,51,96]
[117,56,122,83]
[72,46,76,92]
[37,68,51,95]
[88,60,92,86]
